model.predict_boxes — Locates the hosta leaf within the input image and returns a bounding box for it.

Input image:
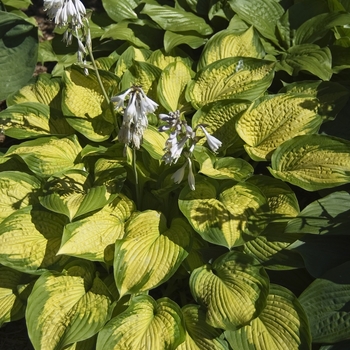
[157,61,192,111]
[0,206,68,274]
[269,134,350,191]
[148,48,193,70]
[226,284,311,349]
[0,11,38,100]
[177,304,229,350]
[299,262,350,343]
[102,0,138,22]
[26,270,114,350]
[243,176,303,270]
[57,194,135,262]
[190,251,270,330]
[142,125,168,160]
[227,0,284,45]
[278,45,332,80]
[236,93,322,161]
[5,135,83,177]
[0,171,41,223]
[164,31,207,52]
[179,179,269,248]
[141,4,213,36]
[62,66,116,142]
[96,295,185,350]
[114,211,192,296]
[0,102,73,139]
[192,99,250,151]
[0,265,27,326]
[198,27,265,70]
[187,57,275,109]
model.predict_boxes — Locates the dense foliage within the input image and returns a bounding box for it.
[1,0,350,349]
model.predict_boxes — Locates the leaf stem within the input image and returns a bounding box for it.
[133,148,141,209]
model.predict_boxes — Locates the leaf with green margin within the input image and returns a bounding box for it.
[102,0,138,22]
[57,194,135,262]
[278,45,332,81]
[198,27,265,70]
[243,176,304,270]
[0,206,69,274]
[141,4,213,36]
[157,61,192,112]
[236,93,322,161]
[148,48,193,70]
[187,57,275,109]
[279,80,350,121]
[62,66,117,142]
[114,211,192,296]
[177,304,229,350]
[96,295,185,350]
[299,262,350,343]
[192,99,250,151]
[227,0,284,46]
[26,270,114,350]
[5,135,83,177]
[142,125,168,160]
[164,31,207,52]
[190,251,269,331]
[0,171,41,223]
[0,11,38,100]
[294,12,350,45]
[0,265,27,326]
[226,284,311,349]
[268,134,350,191]
[179,178,269,248]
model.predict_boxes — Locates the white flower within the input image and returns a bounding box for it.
[199,125,222,153]
[187,157,195,190]
[171,162,187,184]
[111,88,132,110]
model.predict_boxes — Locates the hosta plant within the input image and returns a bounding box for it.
[1,0,350,349]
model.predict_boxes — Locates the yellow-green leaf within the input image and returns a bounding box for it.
[225,284,311,349]
[58,194,135,262]
[148,48,193,70]
[190,251,270,330]
[269,134,350,191]
[236,93,322,161]
[198,27,264,70]
[187,57,275,109]
[96,295,185,350]
[142,125,169,160]
[114,211,192,296]
[26,270,114,350]
[179,179,269,248]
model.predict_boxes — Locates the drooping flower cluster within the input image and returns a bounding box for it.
[43,0,90,64]
[159,110,222,190]
[111,86,158,151]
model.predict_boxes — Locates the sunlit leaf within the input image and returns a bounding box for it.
[164,31,207,52]
[148,48,193,70]
[190,251,270,330]
[96,295,185,350]
[142,125,168,160]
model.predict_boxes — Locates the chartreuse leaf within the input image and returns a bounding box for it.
[187,57,275,109]
[226,284,311,349]
[278,45,332,80]
[236,93,322,161]
[5,135,83,177]
[157,61,192,111]
[96,295,185,350]
[0,265,27,326]
[227,0,284,45]
[177,304,229,349]
[179,178,269,249]
[190,251,269,330]
[142,125,168,160]
[148,48,193,70]
[198,27,264,70]
[26,267,114,350]
[164,31,207,52]
[141,4,213,36]
[62,66,117,142]
[0,11,38,100]
[243,176,304,270]
[114,211,192,296]
[0,171,41,223]
[57,194,135,262]
[192,99,250,151]
[299,262,350,343]
[269,134,350,191]
[0,206,68,274]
